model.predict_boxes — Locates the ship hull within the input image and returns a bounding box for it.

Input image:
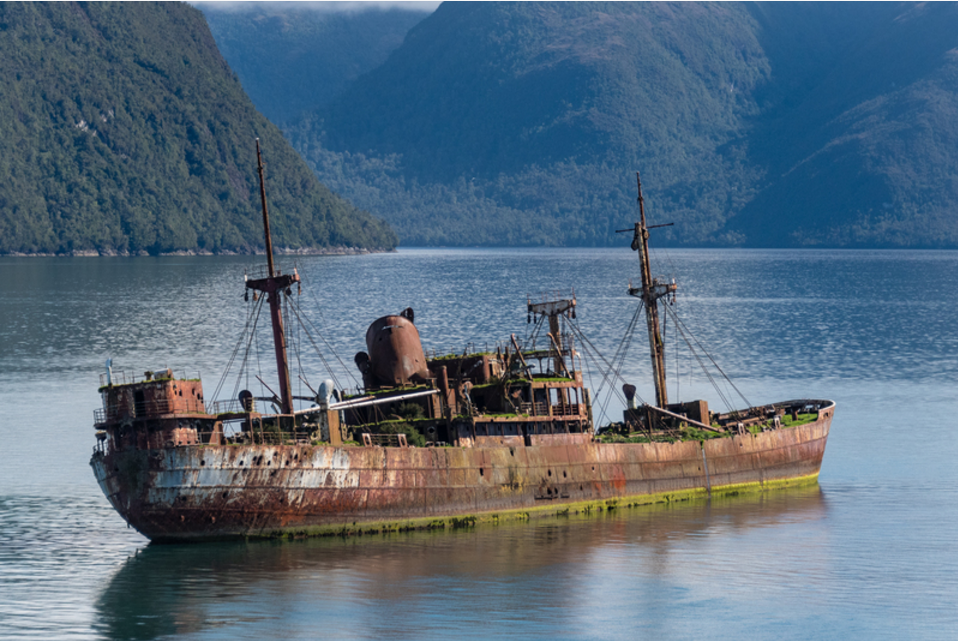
[90,402,833,542]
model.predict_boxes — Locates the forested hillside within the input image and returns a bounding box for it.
[260,2,958,248]
[200,4,429,125]
[735,2,958,247]
[0,2,396,255]
[300,2,765,246]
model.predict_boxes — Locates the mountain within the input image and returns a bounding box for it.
[735,1,958,247]
[300,1,767,246]
[199,3,430,126]
[0,2,396,255]
[273,1,958,248]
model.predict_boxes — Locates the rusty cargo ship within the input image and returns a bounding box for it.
[90,149,833,542]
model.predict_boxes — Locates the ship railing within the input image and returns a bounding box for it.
[94,398,207,424]
[208,399,258,415]
[92,430,107,455]
[237,430,296,446]
[550,403,582,417]
[246,264,295,282]
[209,399,320,416]
[361,433,408,448]
[519,402,550,416]
[99,370,201,387]
[216,425,312,446]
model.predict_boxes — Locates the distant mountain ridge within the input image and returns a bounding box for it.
[735,1,958,247]
[240,1,958,249]
[0,2,396,255]
[200,4,429,125]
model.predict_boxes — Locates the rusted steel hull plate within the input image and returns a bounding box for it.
[91,403,834,542]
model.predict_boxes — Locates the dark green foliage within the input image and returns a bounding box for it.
[0,2,396,255]
[397,402,425,421]
[273,2,958,248]
[199,4,429,125]
[377,420,426,448]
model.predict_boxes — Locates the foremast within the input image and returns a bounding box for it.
[626,172,676,409]
[244,139,300,415]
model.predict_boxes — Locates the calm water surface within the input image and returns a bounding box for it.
[2,248,957,640]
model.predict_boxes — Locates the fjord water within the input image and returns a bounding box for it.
[2,248,957,640]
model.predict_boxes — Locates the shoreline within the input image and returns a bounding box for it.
[1,246,396,257]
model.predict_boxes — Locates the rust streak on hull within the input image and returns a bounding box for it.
[91,405,832,542]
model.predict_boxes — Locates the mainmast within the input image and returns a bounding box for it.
[626,172,675,408]
[245,139,300,415]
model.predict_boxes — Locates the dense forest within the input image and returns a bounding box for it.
[213,2,958,248]
[200,3,429,126]
[0,2,396,255]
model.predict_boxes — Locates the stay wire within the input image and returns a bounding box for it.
[253,302,264,387]
[671,300,679,402]
[227,295,266,407]
[594,301,644,420]
[609,302,644,387]
[294,268,361,389]
[669,305,751,411]
[600,300,642,397]
[212,293,263,403]
[287,293,306,399]
[292,296,360,389]
[659,303,728,407]
[573,325,640,424]
[564,321,607,421]
[568,314,646,411]
[286,297,348,391]
[569,326,630,425]
[662,303,750,413]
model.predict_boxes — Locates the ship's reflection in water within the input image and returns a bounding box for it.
[95,486,828,640]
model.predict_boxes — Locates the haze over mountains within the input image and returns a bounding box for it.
[207,1,958,248]
[201,3,431,126]
[0,2,396,255]
[3,2,956,253]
